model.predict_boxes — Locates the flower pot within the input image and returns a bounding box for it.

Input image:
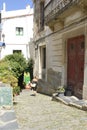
[58,92,64,97]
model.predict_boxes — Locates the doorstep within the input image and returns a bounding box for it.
[52,94,87,111]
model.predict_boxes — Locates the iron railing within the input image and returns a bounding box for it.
[44,0,79,24]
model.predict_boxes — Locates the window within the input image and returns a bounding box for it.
[13,50,22,54]
[42,47,46,69]
[40,2,44,31]
[0,13,1,23]
[16,27,24,36]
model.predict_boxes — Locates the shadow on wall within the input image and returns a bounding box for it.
[47,68,62,90]
[37,68,62,95]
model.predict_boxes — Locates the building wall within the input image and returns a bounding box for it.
[33,0,87,98]
[45,10,87,97]
[0,4,33,59]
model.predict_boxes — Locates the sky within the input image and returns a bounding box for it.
[0,0,33,11]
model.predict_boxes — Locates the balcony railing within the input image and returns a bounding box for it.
[44,0,79,24]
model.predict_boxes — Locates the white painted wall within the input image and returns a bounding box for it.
[0,3,33,59]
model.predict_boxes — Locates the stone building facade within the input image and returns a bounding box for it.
[32,0,87,99]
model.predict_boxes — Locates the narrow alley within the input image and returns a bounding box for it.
[14,89,87,130]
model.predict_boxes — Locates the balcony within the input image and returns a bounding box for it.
[44,0,80,25]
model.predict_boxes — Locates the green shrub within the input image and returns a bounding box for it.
[56,86,65,93]
[27,58,34,80]
[0,53,27,89]
[4,53,27,79]
[0,74,18,87]
[13,86,21,96]
[0,60,18,87]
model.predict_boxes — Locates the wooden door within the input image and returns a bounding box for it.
[67,35,85,98]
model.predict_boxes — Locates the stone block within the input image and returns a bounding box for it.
[0,84,13,107]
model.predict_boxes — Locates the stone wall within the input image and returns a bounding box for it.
[83,85,87,100]
[29,40,35,60]
[37,79,55,96]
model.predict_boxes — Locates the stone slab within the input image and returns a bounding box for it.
[0,85,13,106]
[0,110,18,130]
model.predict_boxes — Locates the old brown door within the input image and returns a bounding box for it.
[67,35,85,98]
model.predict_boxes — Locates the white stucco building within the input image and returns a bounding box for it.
[0,3,33,59]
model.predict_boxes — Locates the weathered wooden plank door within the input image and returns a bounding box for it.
[67,35,85,98]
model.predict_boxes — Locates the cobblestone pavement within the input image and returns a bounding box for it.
[0,109,18,130]
[14,89,87,130]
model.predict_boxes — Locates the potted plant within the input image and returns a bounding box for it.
[56,86,65,96]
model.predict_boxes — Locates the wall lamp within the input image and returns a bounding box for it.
[0,42,6,59]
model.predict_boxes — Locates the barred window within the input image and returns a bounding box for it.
[13,50,22,54]
[16,27,24,36]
